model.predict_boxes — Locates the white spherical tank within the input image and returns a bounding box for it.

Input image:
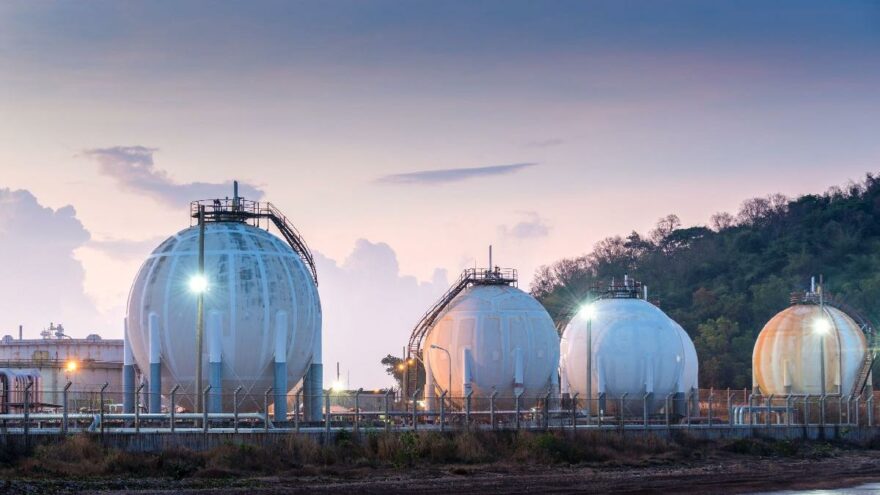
[126,221,321,411]
[423,284,559,403]
[753,304,867,396]
[560,298,698,412]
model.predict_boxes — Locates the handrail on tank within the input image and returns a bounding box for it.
[188,198,318,286]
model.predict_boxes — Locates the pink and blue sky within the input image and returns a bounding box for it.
[1,1,878,387]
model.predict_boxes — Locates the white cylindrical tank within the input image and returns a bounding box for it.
[560,298,698,413]
[126,221,321,411]
[423,284,559,404]
[753,304,867,396]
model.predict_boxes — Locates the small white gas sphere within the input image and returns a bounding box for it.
[753,304,867,396]
[423,284,559,403]
[126,222,321,411]
[560,298,697,412]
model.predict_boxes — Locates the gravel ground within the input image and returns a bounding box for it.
[2,451,880,494]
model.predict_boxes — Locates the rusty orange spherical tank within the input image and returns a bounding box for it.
[753,304,867,396]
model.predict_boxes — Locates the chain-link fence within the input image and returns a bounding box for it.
[2,385,879,434]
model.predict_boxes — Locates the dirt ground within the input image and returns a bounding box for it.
[2,450,879,494]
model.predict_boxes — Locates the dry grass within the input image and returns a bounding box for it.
[0,431,849,480]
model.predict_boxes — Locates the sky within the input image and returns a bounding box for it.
[1,1,879,387]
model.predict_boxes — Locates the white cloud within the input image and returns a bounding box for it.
[314,239,448,388]
[498,211,551,239]
[82,146,264,206]
[0,188,104,337]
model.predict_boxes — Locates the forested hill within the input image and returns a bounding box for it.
[531,173,880,389]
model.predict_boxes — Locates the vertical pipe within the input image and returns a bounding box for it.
[306,319,323,422]
[463,348,473,398]
[148,313,162,414]
[195,205,206,413]
[18,324,22,341]
[207,311,223,413]
[100,383,108,437]
[514,347,524,398]
[424,353,435,412]
[123,318,135,414]
[273,311,288,422]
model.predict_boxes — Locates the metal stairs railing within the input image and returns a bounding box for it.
[405,267,516,395]
[262,203,319,286]
[855,331,877,396]
[190,198,318,286]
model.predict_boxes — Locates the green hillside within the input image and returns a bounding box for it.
[531,173,880,389]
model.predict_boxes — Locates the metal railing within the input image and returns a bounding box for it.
[3,385,880,436]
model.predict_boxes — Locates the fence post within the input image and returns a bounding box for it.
[384,390,391,433]
[135,383,144,433]
[854,396,860,426]
[490,389,498,430]
[707,392,713,427]
[100,382,108,436]
[572,393,579,432]
[839,395,844,425]
[234,386,242,433]
[325,390,331,437]
[411,388,421,431]
[727,389,733,427]
[785,394,792,427]
[355,388,363,434]
[665,393,672,429]
[619,393,627,430]
[868,395,874,427]
[820,394,826,427]
[643,393,650,429]
[170,385,179,432]
[439,390,448,432]
[465,390,473,431]
[515,391,522,430]
[294,390,301,432]
[62,381,72,436]
[545,388,552,431]
[765,394,773,427]
[686,390,692,429]
[23,381,32,445]
[203,385,212,433]
[264,387,273,433]
[804,395,810,426]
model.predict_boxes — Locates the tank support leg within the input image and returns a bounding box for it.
[148,313,162,414]
[123,318,135,414]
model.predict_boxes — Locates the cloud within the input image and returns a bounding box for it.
[314,239,448,388]
[0,188,103,337]
[498,211,551,239]
[376,162,538,185]
[524,138,565,148]
[82,146,264,206]
[88,236,166,261]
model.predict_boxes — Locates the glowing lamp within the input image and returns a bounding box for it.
[188,274,208,294]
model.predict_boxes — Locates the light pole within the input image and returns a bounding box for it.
[193,205,207,412]
[430,344,452,401]
[580,303,596,418]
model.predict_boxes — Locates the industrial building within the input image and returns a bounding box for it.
[0,323,123,411]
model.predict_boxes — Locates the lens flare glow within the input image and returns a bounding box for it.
[579,303,596,320]
[813,317,832,335]
[188,274,208,294]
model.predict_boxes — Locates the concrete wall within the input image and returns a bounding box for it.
[3,425,880,453]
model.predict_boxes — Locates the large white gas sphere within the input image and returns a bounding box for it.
[560,298,697,412]
[423,285,559,404]
[753,304,867,396]
[126,222,321,411]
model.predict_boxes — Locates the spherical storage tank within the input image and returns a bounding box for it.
[126,199,321,412]
[560,286,698,413]
[753,300,867,396]
[422,274,559,404]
